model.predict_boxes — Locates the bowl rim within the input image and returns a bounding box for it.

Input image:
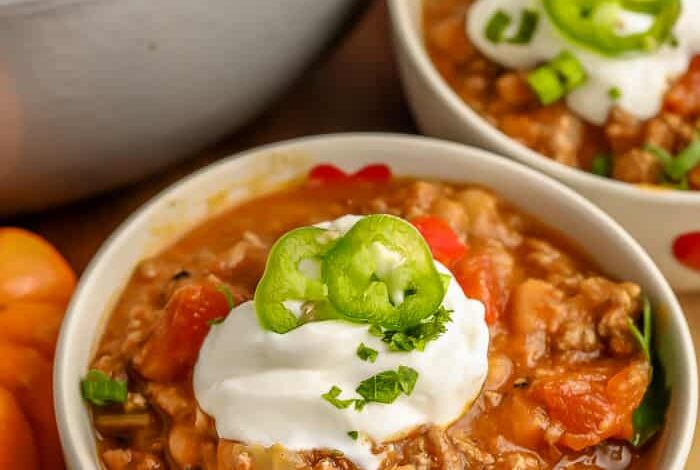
[54,132,698,469]
[387,0,700,206]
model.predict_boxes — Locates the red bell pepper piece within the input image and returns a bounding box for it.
[307,163,392,184]
[411,216,467,266]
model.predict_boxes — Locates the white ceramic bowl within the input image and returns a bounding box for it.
[0,0,359,215]
[388,0,700,292]
[55,134,696,468]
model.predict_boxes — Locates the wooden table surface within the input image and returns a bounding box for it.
[6,1,700,466]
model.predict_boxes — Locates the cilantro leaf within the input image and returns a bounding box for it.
[356,343,378,363]
[347,431,359,440]
[380,306,452,352]
[631,354,670,447]
[355,366,420,406]
[356,371,402,404]
[321,386,356,410]
[627,294,671,448]
[397,366,418,395]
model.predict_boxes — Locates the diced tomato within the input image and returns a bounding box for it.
[454,254,500,324]
[307,163,393,185]
[411,216,467,266]
[532,362,650,451]
[665,55,700,117]
[308,164,348,184]
[136,282,233,382]
[350,164,392,183]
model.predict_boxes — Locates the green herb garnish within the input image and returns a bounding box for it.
[627,295,652,362]
[321,386,356,410]
[81,370,128,406]
[378,306,452,353]
[347,431,359,441]
[485,9,539,44]
[627,294,671,448]
[527,51,587,105]
[608,86,622,100]
[591,154,612,177]
[646,140,700,188]
[356,343,379,363]
[508,9,540,44]
[216,284,236,310]
[397,365,419,395]
[355,366,419,405]
[485,10,511,43]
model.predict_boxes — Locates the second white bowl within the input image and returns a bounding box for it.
[388,0,700,292]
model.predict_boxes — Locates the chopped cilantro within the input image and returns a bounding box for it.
[378,306,452,353]
[608,86,622,100]
[356,343,378,363]
[397,365,418,395]
[321,386,356,410]
[355,366,419,405]
[347,431,359,441]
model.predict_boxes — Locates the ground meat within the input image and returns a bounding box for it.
[612,149,662,185]
[102,449,164,470]
[425,1,700,190]
[145,383,192,419]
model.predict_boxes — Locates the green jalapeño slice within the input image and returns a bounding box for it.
[323,215,445,329]
[543,0,681,57]
[255,227,339,333]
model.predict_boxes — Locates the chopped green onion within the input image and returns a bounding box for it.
[347,431,359,441]
[647,140,700,185]
[527,66,564,105]
[591,154,612,177]
[356,343,378,363]
[667,139,700,181]
[508,9,540,44]
[81,370,128,406]
[527,51,587,105]
[609,86,622,100]
[216,284,236,310]
[321,386,356,410]
[485,10,511,43]
[645,144,673,167]
[550,51,587,91]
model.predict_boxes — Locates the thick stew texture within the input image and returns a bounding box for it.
[88,172,654,469]
[424,0,700,190]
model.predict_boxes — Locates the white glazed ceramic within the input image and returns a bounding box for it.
[0,0,358,215]
[55,134,696,469]
[388,0,700,292]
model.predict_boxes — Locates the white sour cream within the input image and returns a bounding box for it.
[193,216,489,469]
[467,0,700,124]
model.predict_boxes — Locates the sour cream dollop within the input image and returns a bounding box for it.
[193,216,489,469]
[467,0,700,124]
